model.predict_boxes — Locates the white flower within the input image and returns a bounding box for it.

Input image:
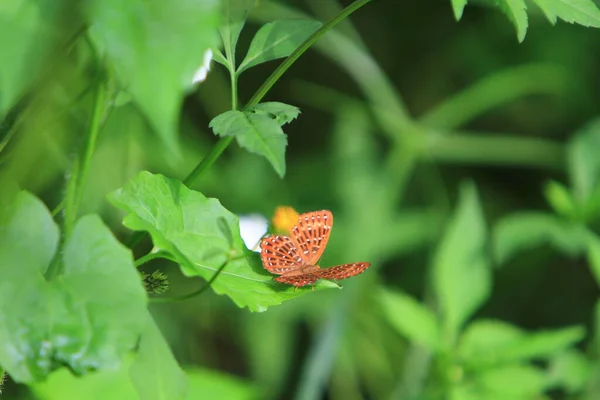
[239,214,268,252]
[192,48,213,84]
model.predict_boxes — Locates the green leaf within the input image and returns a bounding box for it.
[212,48,229,67]
[209,110,287,177]
[130,314,188,400]
[378,288,442,351]
[477,365,548,398]
[567,118,600,204]
[247,102,301,125]
[186,368,257,399]
[87,0,219,155]
[586,233,600,289]
[433,181,490,343]
[0,192,147,383]
[544,180,578,219]
[0,0,69,113]
[108,172,337,312]
[547,349,592,393]
[219,0,255,66]
[451,0,468,20]
[496,0,529,42]
[532,0,600,26]
[459,319,585,368]
[493,212,589,264]
[237,19,322,74]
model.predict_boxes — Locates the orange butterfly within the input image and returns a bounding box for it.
[260,210,370,289]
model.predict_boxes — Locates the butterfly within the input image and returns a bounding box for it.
[260,210,370,290]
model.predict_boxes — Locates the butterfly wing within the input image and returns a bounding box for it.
[275,274,319,287]
[290,210,333,265]
[260,235,304,275]
[316,262,371,281]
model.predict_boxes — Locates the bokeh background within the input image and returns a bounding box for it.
[4,0,600,399]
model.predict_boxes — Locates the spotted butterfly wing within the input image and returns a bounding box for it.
[260,235,305,275]
[290,210,333,265]
[316,262,371,280]
[274,274,319,287]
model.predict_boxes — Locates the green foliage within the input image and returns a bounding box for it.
[0,191,147,383]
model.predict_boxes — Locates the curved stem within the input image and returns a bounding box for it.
[150,259,229,303]
[134,250,171,268]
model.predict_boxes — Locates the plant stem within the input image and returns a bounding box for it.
[150,259,229,303]
[134,250,170,268]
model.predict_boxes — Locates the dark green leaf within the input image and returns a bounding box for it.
[586,233,600,289]
[108,172,337,312]
[237,19,322,74]
[432,181,490,343]
[186,367,257,399]
[451,0,468,20]
[87,0,219,154]
[547,350,592,393]
[459,319,585,367]
[247,102,300,125]
[378,288,441,351]
[0,0,70,113]
[0,192,147,383]
[210,110,287,177]
[532,0,600,26]
[493,212,589,264]
[130,314,188,400]
[567,118,600,204]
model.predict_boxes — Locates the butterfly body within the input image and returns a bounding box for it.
[260,210,370,289]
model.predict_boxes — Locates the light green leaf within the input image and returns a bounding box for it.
[0,0,69,114]
[496,0,529,42]
[567,118,600,204]
[433,181,490,343]
[237,19,322,74]
[186,368,257,399]
[548,349,592,393]
[378,288,441,351]
[451,0,468,20]
[532,0,600,26]
[459,319,585,368]
[108,172,337,312]
[493,212,589,264]
[544,180,578,219]
[212,48,229,67]
[130,314,188,400]
[477,365,548,397]
[209,110,287,177]
[219,0,255,66]
[247,102,300,125]
[0,192,147,383]
[87,0,219,155]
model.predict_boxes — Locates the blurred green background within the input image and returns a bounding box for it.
[3,0,600,399]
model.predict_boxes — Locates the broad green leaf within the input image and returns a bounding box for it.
[548,350,592,393]
[544,180,578,219]
[210,110,287,177]
[0,192,147,382]
[87,0,219,154]
[567,118,600,204]
[108,172,337,312]
[459,319,585,368]
[493,212,589,264]
[130,314,188,400]
[451,0,468,20]
[532,0,600,26]
[433,181,490,343]
[477,365,548,398]
[219,0,255,65]
[0,0,69,113]
[237,19,322,74]
[378,288,441,351]
[496,0,529,42]
[247,102,300,125]
[186,368,257,399]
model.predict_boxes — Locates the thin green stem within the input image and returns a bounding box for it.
[150,259,229,303]
[134,250,171,268]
